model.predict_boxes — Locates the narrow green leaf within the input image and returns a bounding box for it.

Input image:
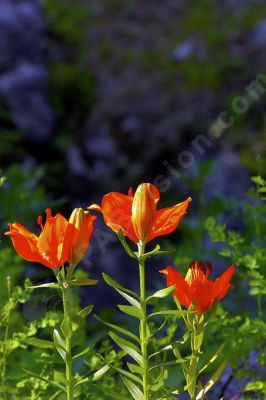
[53,329,66,361]
[61,315,72,338]
[54,370,67,385]
[142,244,161,258]
[25,338,55,349]
[155,249,176,256]
[47,390,62,400]
[117,229,137,259]
[73,345,91,360]
[73,385,83,398]
[92,365,110,381]
[196,361,227,399]
[71,278,98,286]
[118,305,144,320]
[147,318,167,341]
[93,385,126,400]
[71,315,84,331]
[198,343,225,375]
[94,315,140,343]
[23,369,66,392]
[148,310,186,319]
[115,288,141,308]
[149,358,186,371]
[121,377,143,400]
[150,369,168,392]
[109,332,142,365]
[146,285,175,302]
[27,283,60,289]
[108,364,142,385]
[102,273,139,299]
[127,363,144,375]
[73,375,91,388]
[72,305,94,331]
[149,331,190,359]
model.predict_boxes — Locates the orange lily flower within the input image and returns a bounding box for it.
[5,208,96,269]
[160,261,235,314]
[64,208,96,265]
[88,183,192,244]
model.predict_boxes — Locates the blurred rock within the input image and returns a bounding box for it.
[172,37,197,61]
[249,19,266,48]
[0,0,54,141]
[0,0,45,68]
[0,62,54,141]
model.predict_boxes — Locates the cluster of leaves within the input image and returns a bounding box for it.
[203,175,266,396]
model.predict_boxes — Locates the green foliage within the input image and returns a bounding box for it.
[0,165,52,224]
[203,175,266,392]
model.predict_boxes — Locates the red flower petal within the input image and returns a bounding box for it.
[38,213,68,268]
[5,223,43,263]
[149,197,192,241]
[213,265,235,301]
[99,192,138,242]
[160,266,191,308]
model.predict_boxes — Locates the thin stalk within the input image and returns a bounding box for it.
[1,276,12,395]
[138,241,149,400]
[187,332,198,400]
[62,287,73,400]
[187,316,203,400]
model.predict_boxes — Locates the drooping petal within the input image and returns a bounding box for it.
[131,183,159,242]
[149,197,192,241]
[5,223,43,263]
[97,192,137,242]
[160,266,191,308]
[63,209,96,264]
[213,265,235,301]
[38,212,68,268]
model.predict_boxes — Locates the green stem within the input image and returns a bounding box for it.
[188,334,198,400]
[62,287,73,400]
[1,277,12,395]
[138,241,149,400]
[187,316,203,400]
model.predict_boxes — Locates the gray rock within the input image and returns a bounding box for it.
[0,0,54,141]
[0,62,54,141]
[249,19,266,48]
[0,0,45,68]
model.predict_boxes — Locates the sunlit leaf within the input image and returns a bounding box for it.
[146,285,175,302]
[72,305,94,331]
[196,361,227,399]
[92,365,110,381]
[94,315,140,343]
[115,288,141,309]
[102,273,139,299]
[118,305,144,320]
[53,329,66,361]
[121,377,143,400]
[109,332,142,365]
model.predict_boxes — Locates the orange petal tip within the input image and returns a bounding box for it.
[87,204,101,212]
[159,268,168,275]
